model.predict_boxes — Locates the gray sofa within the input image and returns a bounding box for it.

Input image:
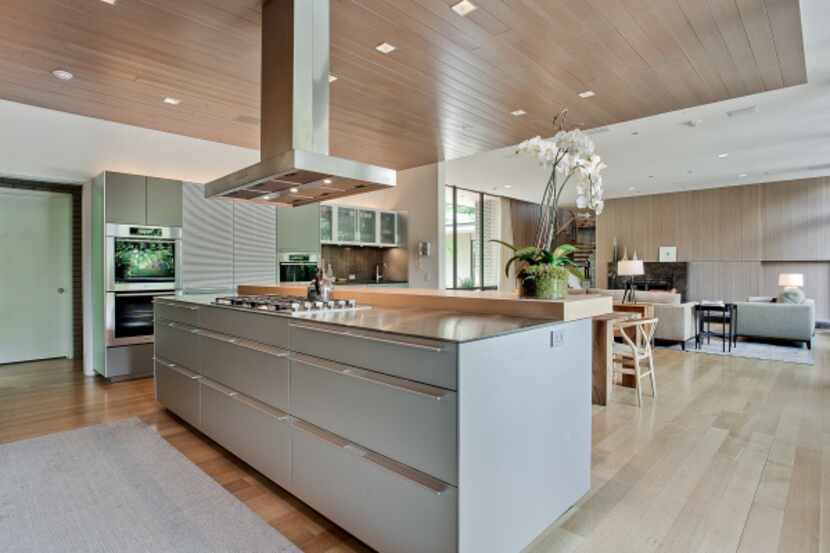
[582,289,697,349]
[734,299,816,349]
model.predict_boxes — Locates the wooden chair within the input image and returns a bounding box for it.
[613,318,659,407]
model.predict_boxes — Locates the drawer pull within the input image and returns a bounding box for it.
[195,328,239,345]
[290,323,445,353]
[235,339,289,358]
[292,354,449,401]
[295,419,450,496]
[364,452,450,496]
[154,357,200,380]
[157,301,199,311]
[201,378,238,397]
[198,329,288,357]
[341,368,448,401]
[233,393,289,420]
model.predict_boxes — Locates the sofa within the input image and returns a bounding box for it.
[575,288,697,349]
[734,299,816,349]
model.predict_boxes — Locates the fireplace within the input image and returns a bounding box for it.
[608,262,688,301]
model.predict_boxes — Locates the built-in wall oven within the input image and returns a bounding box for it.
[105,224,181,347]
[106,224,181,291]
[279,252,319,282]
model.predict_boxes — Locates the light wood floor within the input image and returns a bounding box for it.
[1,334,827,553]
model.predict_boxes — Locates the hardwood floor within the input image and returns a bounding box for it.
[2,334,827,553]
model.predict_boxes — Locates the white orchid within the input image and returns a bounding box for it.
[515,121,606,249]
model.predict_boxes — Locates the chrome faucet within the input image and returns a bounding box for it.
[375,264,383,283]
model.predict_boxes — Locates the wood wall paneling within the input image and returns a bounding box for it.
[0,0,807,170]
[596,177,830,318]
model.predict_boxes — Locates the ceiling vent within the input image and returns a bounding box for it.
[726,105,758,118]
[585,126,610,135]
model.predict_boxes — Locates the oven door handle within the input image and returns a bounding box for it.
[116,291,176,297]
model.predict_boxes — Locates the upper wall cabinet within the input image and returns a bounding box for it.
[322,206,401,247]
[146,177,184,226]
[104,172,182,227]
[105,172,146,225]
[277,203,321,254]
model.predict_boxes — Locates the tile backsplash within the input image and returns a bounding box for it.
[322,245,408,282]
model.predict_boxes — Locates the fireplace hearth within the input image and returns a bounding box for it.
[608,262,688,301]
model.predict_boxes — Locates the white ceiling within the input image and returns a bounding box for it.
[446,0,830,205]
[0,99,258,185]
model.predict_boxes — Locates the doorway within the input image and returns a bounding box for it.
[0,187,73,364]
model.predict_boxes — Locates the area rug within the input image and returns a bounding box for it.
[661,337,814,365]
[0,418,302,553]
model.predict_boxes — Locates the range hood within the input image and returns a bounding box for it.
[205,0,396,207]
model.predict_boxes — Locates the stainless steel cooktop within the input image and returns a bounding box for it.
[213,294,363,313]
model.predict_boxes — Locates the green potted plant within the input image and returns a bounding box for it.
[493,242,583,299]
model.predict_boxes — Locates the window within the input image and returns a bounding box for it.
[445,186,502,290]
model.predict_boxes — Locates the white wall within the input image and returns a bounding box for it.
[0,99,258,185]
[328,163,445,289]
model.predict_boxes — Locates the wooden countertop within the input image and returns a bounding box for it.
[237,284,613,322]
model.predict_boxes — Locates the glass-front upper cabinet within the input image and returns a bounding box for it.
[336,207,357,242]
[320,205,333,242]
[379,212,398,245]
[358,209,377,244]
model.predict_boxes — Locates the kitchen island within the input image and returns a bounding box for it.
[153,291,608,553]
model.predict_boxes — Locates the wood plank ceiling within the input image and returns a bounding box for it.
[0,0,806,171]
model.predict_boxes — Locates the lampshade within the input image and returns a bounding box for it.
[778,273,804,287]
[617,259,644,277]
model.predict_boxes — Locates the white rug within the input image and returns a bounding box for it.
[662,337,814,365]
[0,418,302,553]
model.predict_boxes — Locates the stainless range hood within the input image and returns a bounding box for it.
[205,0,396,207]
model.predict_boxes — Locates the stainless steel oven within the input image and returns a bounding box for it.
[106,224,182,292]
[279,252,319,282]
[106,291,172,346]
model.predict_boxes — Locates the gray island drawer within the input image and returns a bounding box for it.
[201,378,291,490]
[291,353,458,484]
[155,358,201,428]
[155,321,203,372]
[289,322,457,389]
[154,300,201,326]
[291,419,457,553]
[198,306,290,349]
[198,329,290,411]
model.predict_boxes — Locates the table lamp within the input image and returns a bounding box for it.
[778,273,805,303]
[617,259,644,303]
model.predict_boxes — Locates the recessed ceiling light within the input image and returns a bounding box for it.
[648,175,655,179]
[717,152,729,159]
[328,74,338,83]
[163,97,181,105]
[263,194,276,200]
[504,184,513,189]
[631,131,640,136]
[100,0,117,4]
[323,178,333,184]
[511,109,526,117]
[738,173,749,178]
[51,69,74,81]
[289,187,300,193]
[451,0,478,16]
[578,90,596,98]
[628,186,637,191]
[375,42,396,54]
